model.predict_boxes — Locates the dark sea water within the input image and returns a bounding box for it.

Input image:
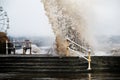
[0,73,120,80]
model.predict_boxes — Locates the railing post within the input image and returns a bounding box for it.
[66,39,69,56]
[88,49,91,70]
[22,42,25,55]
[13,40,15,55]
[30,41,32,55]
[6,40,8,55]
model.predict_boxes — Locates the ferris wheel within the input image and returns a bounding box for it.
[0,6,9,34]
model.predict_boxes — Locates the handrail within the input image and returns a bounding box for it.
[68,47,88,61]
[66,37,91,70]
[66,37,88,52]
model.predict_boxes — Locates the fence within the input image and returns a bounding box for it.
[0,40,31,55]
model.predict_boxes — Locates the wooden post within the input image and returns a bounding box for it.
[88,49,91,70]
[6,40,8,55]
[30,42,32,55]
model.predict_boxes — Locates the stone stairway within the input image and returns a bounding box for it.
[0,55,120,79]
[0,55,89,74]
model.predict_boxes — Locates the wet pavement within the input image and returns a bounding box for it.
[0,73,120,80]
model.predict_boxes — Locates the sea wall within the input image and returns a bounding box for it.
[91,56,120,73]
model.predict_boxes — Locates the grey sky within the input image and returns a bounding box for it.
[0,0,120,37]
[91,0,120,36]
[0,0,54,37]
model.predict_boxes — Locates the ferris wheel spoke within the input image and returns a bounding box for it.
[0,6,9,34]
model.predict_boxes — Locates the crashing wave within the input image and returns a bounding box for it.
[42,0,94,56]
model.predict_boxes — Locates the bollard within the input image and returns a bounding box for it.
[87,49,91,70]
[6,40,8,55]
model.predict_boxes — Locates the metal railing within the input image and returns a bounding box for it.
[66,37,91,70]
[5,40,32,55]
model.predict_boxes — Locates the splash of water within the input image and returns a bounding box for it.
[42,0,94,56]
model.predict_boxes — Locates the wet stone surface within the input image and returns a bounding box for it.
[0,55,120,80]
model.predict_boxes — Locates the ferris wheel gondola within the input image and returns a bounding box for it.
[0,6,9,34]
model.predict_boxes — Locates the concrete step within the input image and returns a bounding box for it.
[0,69,90,73]
[0,56,80,59]
[0,55,120,80]
[0,56,89,73]
[0,63,87,67]
[0,63,88,67]
[0,59,80,62]
[0,65,87,69]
